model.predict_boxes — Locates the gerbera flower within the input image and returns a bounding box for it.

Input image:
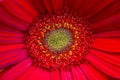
[0,0,120,80]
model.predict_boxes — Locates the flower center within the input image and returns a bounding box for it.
[44,28,72,53]
[26,10,92,71]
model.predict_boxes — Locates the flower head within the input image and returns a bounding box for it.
[0,0,120,80]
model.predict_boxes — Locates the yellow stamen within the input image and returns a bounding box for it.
[51,56,55,58]
[69,51,72,55]
[46,53,50,56]
[40,45,44,49]
[43,50,47,53]
[57,56,60,59]
[37,41,42,45]
[45,26,51,30]
[43,29,46,32]
[58,23,62,27]
[41,32,44,38]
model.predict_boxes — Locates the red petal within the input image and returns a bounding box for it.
[0,44,25,52]
[52,0,63,12]
[0,23,22,33]
[42,0,53,13]
[0,30,24,38]
[0,49,28,68]
[0,37,23,44]
[64,0,84,16]
[91,13,120,33]
[73,0,98,17]
[32,0,47,14]
[13,0,38,18]
[0,7,29,31]
[90,49,120,66]
[86,54,120,79]
[17,65,36,80]
[50,70,60,80]
[2,0,34,23]
[0,68,11,78]
[84,0,113,18]
[80,63,107,80]
[71,66,87,80]
[89,0,120,23]
[61,70,72,80]
[94,29,120,38]
[92,38,120,52]
[1,58,32,80]
[29,68,50,80]
[64,0,75,9]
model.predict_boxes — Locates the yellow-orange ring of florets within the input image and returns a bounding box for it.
[26,12,92,71]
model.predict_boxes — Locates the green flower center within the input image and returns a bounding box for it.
[44,28,72,52]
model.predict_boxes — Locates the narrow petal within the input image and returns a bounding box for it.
[89,0,120,23]
[90,12,120,33]
[65,0,83,11]
[80,63,107,80]
[43,0,53,13]
[86,54,120,79]
[1,0,34,23]
[0,30,24,38]
[0,44,25,52]
[0,49,28,68]
[0,7,29,31]
[83,0,113,17]
[94,29,120,38]
[32,0,47,14]
[0,68,11,78]
[0,37,23,44]
[29,68,50,80]
[17,65,36,80]
[0,22,22,33]
[71,66,87,80]
[90,49,120,66]
[13,0,38,18]
[52,0,63,12]
[92,38,120,52]
[0,70,5,78]
[50,70,60,80]
[64,0,75,9]
[1,58,32,80]
[61,70,72,80]
[73,0,97,17]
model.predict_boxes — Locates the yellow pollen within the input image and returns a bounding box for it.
[60,54,62,57]
[69,51,72,55]
[51,56,55,58]
[74,40,78,46]
[58,23,62,27]
[37,41,42,45]
[41,32,44,38]
[46,53,50,56]
[57,56,60,59]
[75,31,78,34]
[43,50,47,53]
[40,45,44,49]
[43,29,46,32]
[45,26,51,30]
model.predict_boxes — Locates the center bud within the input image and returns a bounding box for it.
[44,28,72,53]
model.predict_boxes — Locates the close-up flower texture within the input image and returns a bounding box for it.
[0,0,120,80]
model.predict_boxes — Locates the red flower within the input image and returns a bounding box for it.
[0,0,120,80]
